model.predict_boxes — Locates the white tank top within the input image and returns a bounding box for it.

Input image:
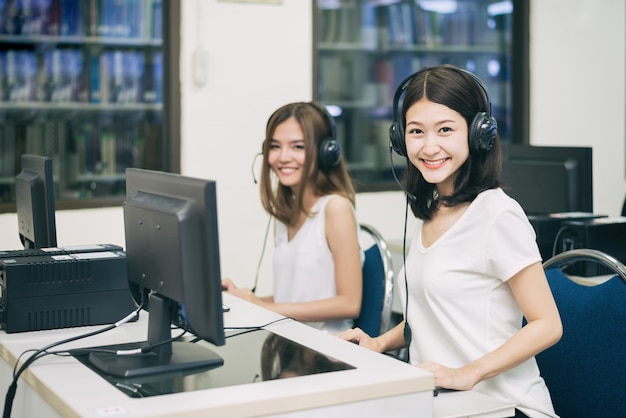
[273,195,353,334]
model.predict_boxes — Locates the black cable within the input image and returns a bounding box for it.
[402,197,412,357]
[3,306,141,418]
[252,215,272,293]
[190,317,294,343]
[551,225,569,257]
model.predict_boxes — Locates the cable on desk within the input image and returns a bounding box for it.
[2,305,142,418]
[188,316,294,343]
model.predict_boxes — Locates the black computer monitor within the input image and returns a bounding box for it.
[501,144,593,215]
[88,168,225,378]
[15,154,58,249]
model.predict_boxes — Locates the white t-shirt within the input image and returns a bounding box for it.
[273,195,354,335]
[397,188,557,418]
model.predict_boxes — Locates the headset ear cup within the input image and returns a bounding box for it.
[469,112,497,153]
[389,121,406,157]
[319,138,341,172]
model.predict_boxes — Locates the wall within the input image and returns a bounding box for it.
[0,0,624,294]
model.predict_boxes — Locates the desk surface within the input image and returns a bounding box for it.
[0,293,435,417]
[0,293,515,418]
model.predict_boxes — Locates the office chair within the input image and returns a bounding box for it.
[353,224,394,338]
[539,249,626,418]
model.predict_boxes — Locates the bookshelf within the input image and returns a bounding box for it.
[314,0,528,191]
[0,0,179,211]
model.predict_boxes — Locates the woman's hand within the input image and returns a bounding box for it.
[225,287,259,304]
[416,361,479,391]
[221,278,238,291]
[337,327,382,352]
[222,278,267,306]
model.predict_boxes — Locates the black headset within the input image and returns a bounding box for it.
[389,66,497,157]
[307,101,342,172]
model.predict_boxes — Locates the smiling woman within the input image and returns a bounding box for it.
[338,65,562,418]
[221,101,364,335]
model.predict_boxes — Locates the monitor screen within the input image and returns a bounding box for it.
[15,154,58,249]
[88,168,225,378]
[501,144,593,215]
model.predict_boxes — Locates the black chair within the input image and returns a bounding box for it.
[353,223,394,338]
[540,249,626,418]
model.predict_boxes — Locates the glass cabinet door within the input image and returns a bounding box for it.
[315,0,519,190]
[0,0,168,210]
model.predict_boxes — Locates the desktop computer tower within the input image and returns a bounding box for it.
[557,217,626,277]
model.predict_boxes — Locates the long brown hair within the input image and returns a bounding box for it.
[259,102,355,226]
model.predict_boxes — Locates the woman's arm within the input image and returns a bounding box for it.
[418,262,563,390]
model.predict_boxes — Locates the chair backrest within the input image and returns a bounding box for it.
[539,249,626,418]
[354,223,394,337]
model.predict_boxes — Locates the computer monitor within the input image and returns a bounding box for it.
[88,168,225,378]
[501,144,593,215]
[15,154,58,249]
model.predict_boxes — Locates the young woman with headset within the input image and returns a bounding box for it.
[222,101,363,335]
[338,65,562,418]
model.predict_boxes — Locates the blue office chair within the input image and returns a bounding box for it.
[539,249,626,418]
[354,223,394,338]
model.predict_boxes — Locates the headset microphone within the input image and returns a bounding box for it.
[389,146,416,201]
[251,152,262,184]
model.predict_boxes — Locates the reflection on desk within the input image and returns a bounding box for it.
[73,329,355,398]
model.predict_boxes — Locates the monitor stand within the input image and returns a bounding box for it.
[88,294,223,378]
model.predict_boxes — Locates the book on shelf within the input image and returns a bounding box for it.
[360,3,377,49]
[319,3,360,45]
[0,0,164,40]
[0,124,17,177]
[100,131,116,176]
[386,2,416,47]
[2,50,37,102]
[60,0,84,36]
[99,50,146,104]
[95,0,160,40]
[0,52,4,101]
[41,48,85,102]
[19,0,51,35]
[151,0,162,40]
[89,52,101,103]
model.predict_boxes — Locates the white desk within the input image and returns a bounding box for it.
[0,293,514,418]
